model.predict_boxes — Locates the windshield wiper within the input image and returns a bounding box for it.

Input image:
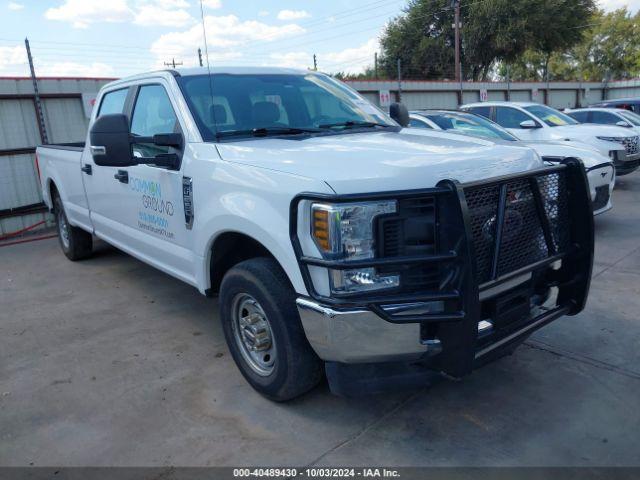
[318,120,392,129]
[217,126,322,138]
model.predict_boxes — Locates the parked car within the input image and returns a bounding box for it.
[461,101,639,176]
[409,110,615,215]
[590,98,640,113]
[565,107,640,135]
[37,67,594,400]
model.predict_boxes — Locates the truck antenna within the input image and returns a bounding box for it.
[199,0,218,141]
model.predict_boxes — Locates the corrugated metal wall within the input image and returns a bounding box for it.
[348,79,638,111]
[0,77,112,236]
[2,75,640,236]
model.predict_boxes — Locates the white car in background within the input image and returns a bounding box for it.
[409,110,615,215]
[565,107,640,135]
[461,101,639,176]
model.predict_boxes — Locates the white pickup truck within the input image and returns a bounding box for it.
[37,67,594,400]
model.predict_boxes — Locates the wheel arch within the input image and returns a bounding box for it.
[47,178,60,212]
[207,230,295,296]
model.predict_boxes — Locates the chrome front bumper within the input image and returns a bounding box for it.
[296,298,439,363]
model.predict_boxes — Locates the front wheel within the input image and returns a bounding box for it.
[54,194,93,261]
[219,257,323,401]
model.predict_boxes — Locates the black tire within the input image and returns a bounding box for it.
[53,194,93,261]
[219,257,323,401]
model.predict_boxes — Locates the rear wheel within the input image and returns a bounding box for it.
[219,257,323,401]
[54,194,93,261]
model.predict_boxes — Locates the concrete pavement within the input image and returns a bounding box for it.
[1,174,640,467]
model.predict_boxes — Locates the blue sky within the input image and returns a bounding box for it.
[0,0,635,78]
[0,0,406,77]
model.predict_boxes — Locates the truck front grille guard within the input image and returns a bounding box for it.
[290,159,594,374]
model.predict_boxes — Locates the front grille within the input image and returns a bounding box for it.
[378,196,438,291]
[592,185,610,211]
[464,171,570,284]
[623,136,639,155]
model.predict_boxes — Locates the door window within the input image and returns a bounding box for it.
[130,85,179,157]
[409,117,431,128]
[98,88,128,116]
[568,111,589,123]
[495,107,533,129]
[590,111,624,126]
[466,106,491,119]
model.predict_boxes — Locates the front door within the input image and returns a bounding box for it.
[84,81,196,285]
[494,106,543,141]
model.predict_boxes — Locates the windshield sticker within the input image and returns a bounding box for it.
[546,115,568,126]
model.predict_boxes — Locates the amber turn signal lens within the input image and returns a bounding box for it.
[312,209,330,251]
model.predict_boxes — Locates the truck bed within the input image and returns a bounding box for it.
[38,142,85,152]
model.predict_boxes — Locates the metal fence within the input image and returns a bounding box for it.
[2,75,640,236]
[347,79,625,110]
[0,77,112,235]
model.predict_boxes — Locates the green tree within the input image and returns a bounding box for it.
[572,8,640,81]
[377,0,595,81]
[529,0,596,80]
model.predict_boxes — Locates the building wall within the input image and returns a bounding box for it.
[0,77,112,236]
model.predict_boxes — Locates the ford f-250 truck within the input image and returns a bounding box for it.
[37,67,594,400]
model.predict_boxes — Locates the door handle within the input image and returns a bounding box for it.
[114,170,129,184]
[81,164,92,175]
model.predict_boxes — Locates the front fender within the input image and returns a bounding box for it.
[191,161,333,295]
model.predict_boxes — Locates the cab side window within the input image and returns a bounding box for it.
[97,88,128,117]
[568,111,589,123]
[495,107,532,129]
[590,111,621,125]
[130,85,179,158]
[409,117,431,128]
[464,106,491,120]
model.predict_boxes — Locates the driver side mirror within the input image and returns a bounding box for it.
[89,113,182,169]
[389,102,410,127]
[519,119,540,129]
[616,120,631,128]
[90,114,135,167]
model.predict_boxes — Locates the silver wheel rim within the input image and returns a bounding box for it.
[231,293,276,376]
[57,208,70,249]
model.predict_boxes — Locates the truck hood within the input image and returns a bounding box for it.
[215,129,542,194]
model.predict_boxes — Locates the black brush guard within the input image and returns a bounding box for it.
[290,159,594,378]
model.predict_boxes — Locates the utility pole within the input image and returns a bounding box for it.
[164,58,183,69]
[374,52,378,80]
[453,0,461,83]
[197,48,203,67]
[397,58,402,102]
[24,38,48,145]
[506,64,511,101]
[313,54,317,71]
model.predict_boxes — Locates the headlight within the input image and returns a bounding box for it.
[311,201,400,294]
[609,150,624,162]
[597,136,624,143]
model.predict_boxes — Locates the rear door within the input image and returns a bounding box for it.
[84,80,197,285]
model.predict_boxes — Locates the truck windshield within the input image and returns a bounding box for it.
[176,73,398,141]
[523,105,578,127]
[423,112,518,141]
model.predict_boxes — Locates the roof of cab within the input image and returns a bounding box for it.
[174,66,312,76]
[461,101,540,108]
[102,66,318,90]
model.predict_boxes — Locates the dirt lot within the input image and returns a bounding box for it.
[1,173,640,467]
